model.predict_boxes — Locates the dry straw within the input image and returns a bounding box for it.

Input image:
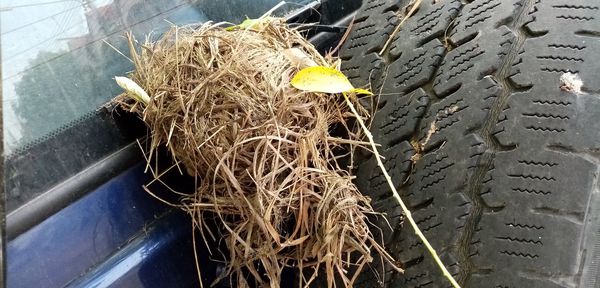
[114,20,400,287]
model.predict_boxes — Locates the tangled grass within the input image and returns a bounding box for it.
[114,20,399,287]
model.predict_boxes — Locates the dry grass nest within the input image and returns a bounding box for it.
[114,19,399,287]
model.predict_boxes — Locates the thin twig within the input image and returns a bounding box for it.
[327,15,355,58]
[192,218,204,288]
[342,92,461,288]
[379,0,422,55]
[103,39,134,63]
[260,1,286,19]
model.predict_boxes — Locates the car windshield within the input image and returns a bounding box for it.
[1,0,310,155]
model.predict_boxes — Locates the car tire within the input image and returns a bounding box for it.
[340,0,600,287]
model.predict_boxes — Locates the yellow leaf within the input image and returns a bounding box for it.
[291,66,355,94]
[350,88,374,95]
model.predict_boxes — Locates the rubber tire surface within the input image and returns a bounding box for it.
[340,0,600,287]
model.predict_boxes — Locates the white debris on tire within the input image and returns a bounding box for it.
[560,72,584,94]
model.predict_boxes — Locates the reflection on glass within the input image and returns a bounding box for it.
[2,0,307,154]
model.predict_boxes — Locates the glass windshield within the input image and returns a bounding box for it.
[2,0,310,155]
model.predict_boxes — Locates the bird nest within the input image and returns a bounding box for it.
[113,19,398,287]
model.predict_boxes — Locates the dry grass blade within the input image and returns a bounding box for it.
[114,20,400,287]
[342,93,461,288]
[379,0,422,55]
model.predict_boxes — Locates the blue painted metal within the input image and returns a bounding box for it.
[6,164,209,288]
[64,211,204,288]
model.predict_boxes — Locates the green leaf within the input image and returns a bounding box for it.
[225,17,278,31]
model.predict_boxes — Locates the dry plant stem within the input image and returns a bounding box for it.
[379,0,422,55]
[342,92,461,288]
[191,217,204,288]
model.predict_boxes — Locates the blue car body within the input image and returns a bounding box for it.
[8,164,202,287]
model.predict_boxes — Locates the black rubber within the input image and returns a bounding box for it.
[340,0,600,287]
